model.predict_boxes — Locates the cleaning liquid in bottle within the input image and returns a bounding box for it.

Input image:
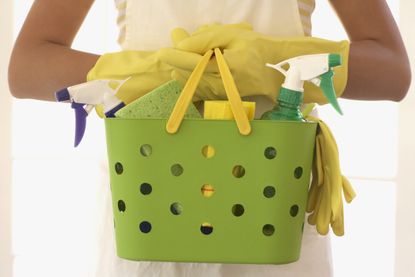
[260,88,305,121]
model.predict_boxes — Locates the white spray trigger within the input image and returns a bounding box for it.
[266,62,288,77]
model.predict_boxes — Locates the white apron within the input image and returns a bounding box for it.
[95,1,333,276]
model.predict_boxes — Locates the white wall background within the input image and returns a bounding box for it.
[9,1,119,276]
[395,1,415,276]
[0,0,414,276]
[0,1,13,277]
[312,1,399,277]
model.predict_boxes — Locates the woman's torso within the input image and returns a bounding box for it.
[114,0,316,117]
[115,0,315,50]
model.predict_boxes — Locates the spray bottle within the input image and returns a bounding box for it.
[261,53,343,121]
[55,78,130,147]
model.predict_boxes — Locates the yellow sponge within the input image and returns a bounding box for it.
[204,101,256,120]
[115,80,201,119]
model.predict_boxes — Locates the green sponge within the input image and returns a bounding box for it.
[115,80,201,119]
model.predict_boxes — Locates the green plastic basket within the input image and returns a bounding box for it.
[104,117,317,264]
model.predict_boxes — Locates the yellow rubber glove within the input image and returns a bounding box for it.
[87,51,173,117]
[306,116,356,236]
[158,23,350,104]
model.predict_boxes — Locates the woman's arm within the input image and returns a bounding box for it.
[8,0,99,101]
[330,0,411,101]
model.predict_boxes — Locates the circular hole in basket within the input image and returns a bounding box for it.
[139,221,152,233]
[140,144,152,157]
[232,165,246,178]
[140,183,152,195]
[202,145,215,158]
[290,205,299,217]
[294,167,303,179]
[263,186,276,198]
[262,224,275,236]
[118,200,126,213]
[170,202,183,215]
[115,162,123,175]
[201,184,215,198]
[264,147,277,159]
[232,204,245,217]
[171,164,184,176]
[200,223,213,235]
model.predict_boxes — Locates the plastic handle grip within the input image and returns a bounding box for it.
[320,70,343,115]
[166,50,214,134]
[166,49,251,135]
[214,48,251,135]
[72,102,88,147]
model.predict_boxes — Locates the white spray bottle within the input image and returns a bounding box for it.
[55,78,130,147]
[261,53,343,121]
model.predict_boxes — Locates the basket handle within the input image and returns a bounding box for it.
[166,48,252,135]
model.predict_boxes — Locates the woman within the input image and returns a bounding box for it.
[8,0,411,276]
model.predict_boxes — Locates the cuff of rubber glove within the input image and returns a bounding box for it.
[86,56,106,118]
[303,40,350,105]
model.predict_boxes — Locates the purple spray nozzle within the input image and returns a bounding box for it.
[55,79,130,148]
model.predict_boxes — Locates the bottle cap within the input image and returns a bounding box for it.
[278,87,303,106]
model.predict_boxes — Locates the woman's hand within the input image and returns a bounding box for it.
[87,50,174,111]
[159,24,350,104]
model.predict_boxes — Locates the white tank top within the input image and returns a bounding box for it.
[114,0,315,50]
[96,1,333,277]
